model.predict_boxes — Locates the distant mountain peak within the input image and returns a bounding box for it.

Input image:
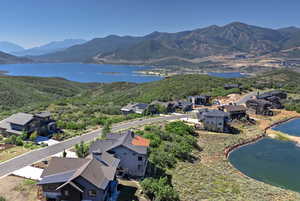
[35,22,300,64]
[13,39,87,56]
[0,41,24,53]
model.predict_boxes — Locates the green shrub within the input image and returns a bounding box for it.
[0,196,6,201]
[141,177,179,201]
[75,141,89,158]
[15,136,24,146]
[29,132,38,141]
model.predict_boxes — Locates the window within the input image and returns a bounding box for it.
[108,150,115,154]
[138,156,143,161]
[138,165,142,170]
[64,190,69,196]
[88,189,97,197]
[132,153,136,156]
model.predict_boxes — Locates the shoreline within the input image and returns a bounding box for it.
[225,116,300,159]
[0,70,8,75]
[224,134,266,158]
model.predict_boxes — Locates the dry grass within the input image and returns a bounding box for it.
[0,176,38,201]
[169,112,300,201]
[0,146,30,163]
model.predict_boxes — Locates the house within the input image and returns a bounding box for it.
[219,105,247,120]
[89,130,150,177]
[224,84,241,90]
[197,109,230,133]
[175,101,193,112]
[38,156,119,201]
[188,95,211,107]
[0,112,57,137]
[120,103,149,115]
[246,99,274,116]
[256,91,287,109]
[150,101,176,113]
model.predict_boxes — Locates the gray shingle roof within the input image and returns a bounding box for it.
[6,113,34,126]
[35,111,51,118]
[121,103,149,114]
[38,156,118,190]
[203,109,229,118]
[89,131,148,155]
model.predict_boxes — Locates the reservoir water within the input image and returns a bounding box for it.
[207,72,245,78]
[272,118,300,137]
[0,63,246,83]
[229,120,300,192]
[0,63,162,83]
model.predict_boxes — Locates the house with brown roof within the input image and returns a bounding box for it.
[246,99,274,116]
[256,90,287,109]
[38,155,119,201]
[89,130,150,178]
[219,105,247,120]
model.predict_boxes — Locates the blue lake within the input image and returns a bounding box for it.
[0,63,163,83]
[207,72,246,78]
[272,118,300,137]
[229,138,300,192]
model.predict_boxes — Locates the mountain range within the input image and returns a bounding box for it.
[0,41,25,53]
[33,22,300,65]
[13,39,86,56]
[1,22,300,66]
[0,51,32,64]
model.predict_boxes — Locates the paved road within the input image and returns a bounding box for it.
[0,114,187,178]
[235,91,258,105]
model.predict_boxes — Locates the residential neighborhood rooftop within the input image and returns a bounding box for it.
[203,109,229,117]
[89,131,149,155]
[39,156,117,190]
[6,112,34,126]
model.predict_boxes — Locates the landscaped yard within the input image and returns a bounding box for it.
[0,176,38,201]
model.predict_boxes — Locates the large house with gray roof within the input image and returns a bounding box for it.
[120,103,149,115]
[89,131,150,178]
[38,155,119,201]
[0,112,57,137]
[197,109,230,133]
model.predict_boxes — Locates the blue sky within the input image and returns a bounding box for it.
[1,0,300,48]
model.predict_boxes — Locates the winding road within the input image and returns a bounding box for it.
[234,91,257,105]
[0,114,187,178]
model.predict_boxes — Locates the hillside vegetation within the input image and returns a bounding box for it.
[0,76,96,110]
[0,51,32,64]
[1,69,300,138]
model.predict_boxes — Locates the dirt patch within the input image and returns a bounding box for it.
[0,176,38,201]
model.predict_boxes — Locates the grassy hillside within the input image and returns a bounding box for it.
[3,69,300,113]
[1,69,300,139]
[0,75,96,110]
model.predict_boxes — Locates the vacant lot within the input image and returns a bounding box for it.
[0,176,38,201]
[0,146,30,163]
